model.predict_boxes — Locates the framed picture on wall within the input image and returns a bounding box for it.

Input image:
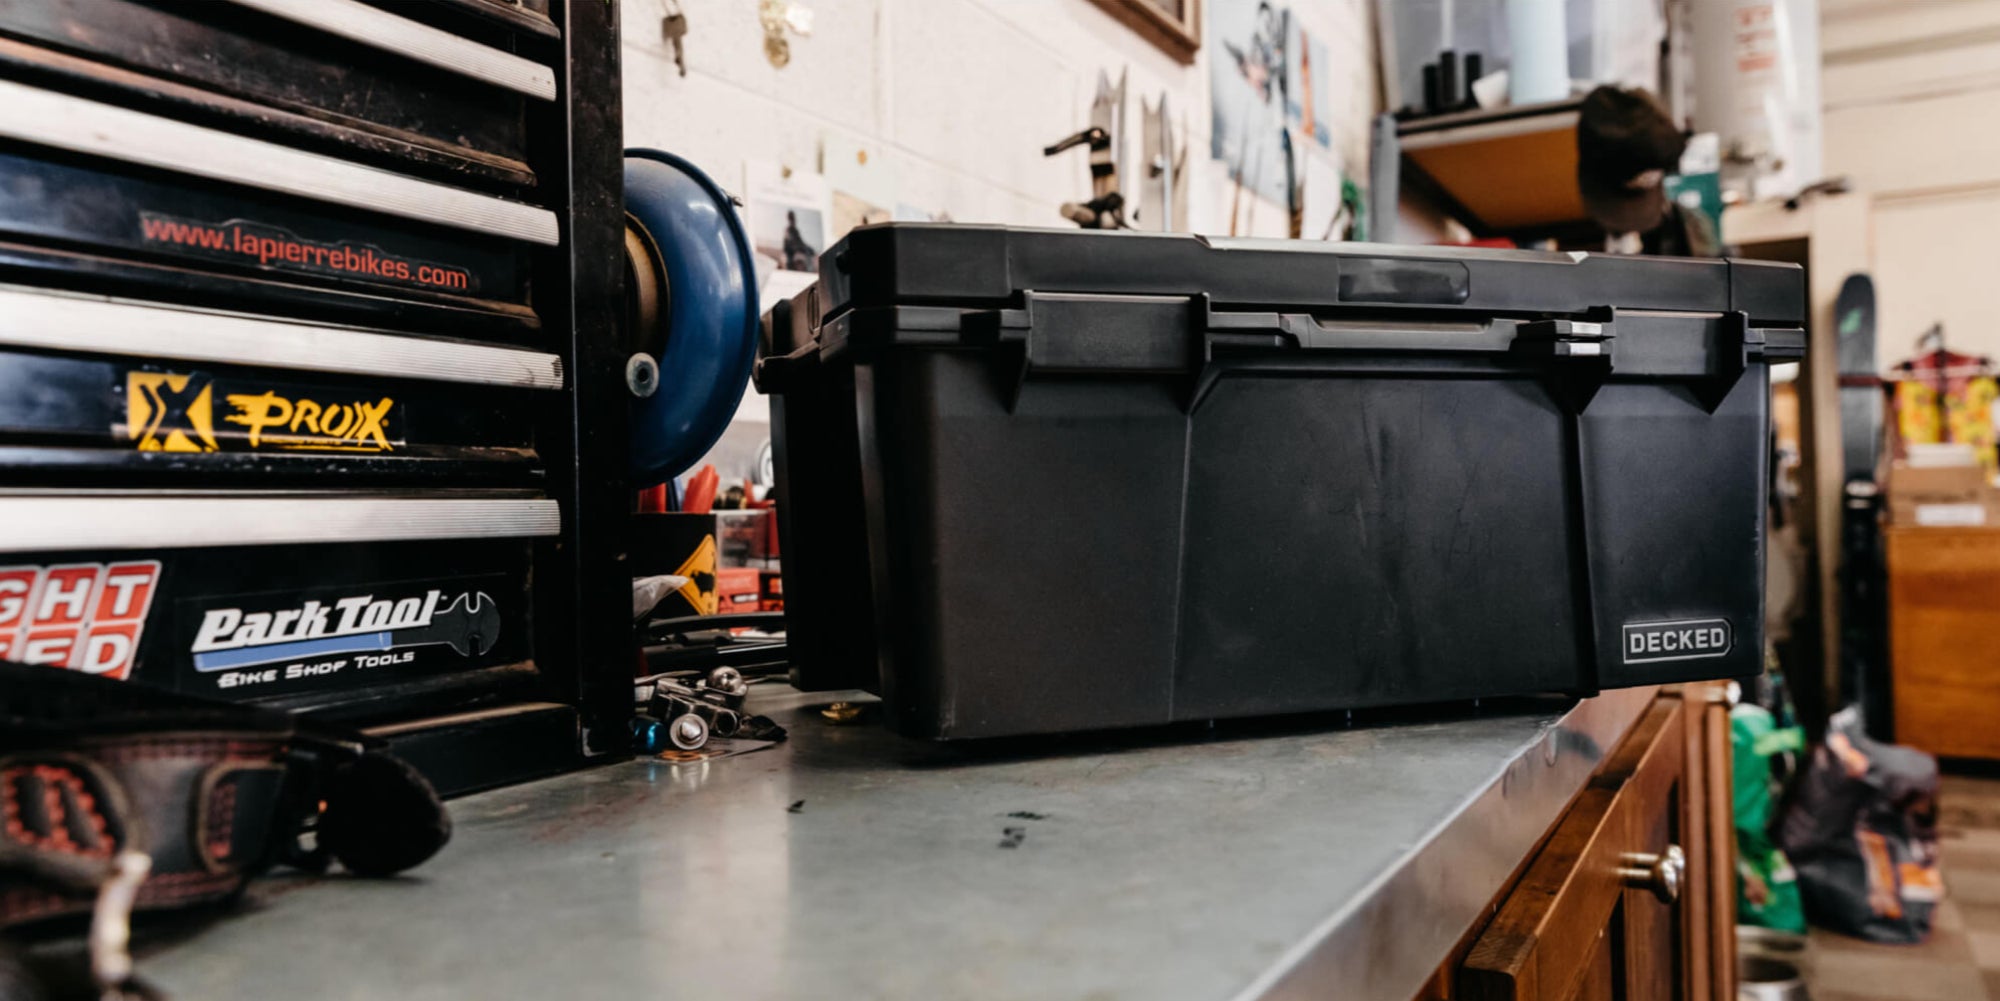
[1088,0,1201,65]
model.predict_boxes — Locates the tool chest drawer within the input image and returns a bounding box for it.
[0,80,556,333]
[0,283,561,483]
[0,493,548,707]
[0,346,543,485]
[0,0,555,188]
[0,148,537,319]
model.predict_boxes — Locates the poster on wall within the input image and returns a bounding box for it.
[1209,0,1333,207]
[821,134,896,240]
[830,192,892,241]
[742,159,831,275]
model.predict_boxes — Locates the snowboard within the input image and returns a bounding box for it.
[1836,274,1881,481]
[1832,273,1890,737]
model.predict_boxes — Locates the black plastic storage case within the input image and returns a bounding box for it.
[761,225,1806,739]
[0,0,630,793]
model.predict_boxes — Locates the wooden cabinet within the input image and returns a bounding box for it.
[1421,685,1736,1001]
[1886,526,2000,759]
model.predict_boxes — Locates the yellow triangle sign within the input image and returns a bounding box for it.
[671,534,718,616]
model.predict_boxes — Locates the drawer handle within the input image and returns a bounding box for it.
[0,495,561,551]
[0,286,566,390]
[229,0,558,101]
[1618,844,1685,904]
[0,80,560,246]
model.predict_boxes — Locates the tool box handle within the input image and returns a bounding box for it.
[1208,311,1612,357]
[1209,308,1804,367]
[963,294,1618,375]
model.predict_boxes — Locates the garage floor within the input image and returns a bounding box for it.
[1800,773,2000,1001]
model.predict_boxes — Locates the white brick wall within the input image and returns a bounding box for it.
[619,0,1380,238]
[622,0,1380,445]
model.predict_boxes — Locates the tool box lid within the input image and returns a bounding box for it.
[811,225,1804,327]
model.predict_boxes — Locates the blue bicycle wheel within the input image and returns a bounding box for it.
[623,149,760,487]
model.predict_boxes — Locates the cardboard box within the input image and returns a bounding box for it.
[1887,462,2000,527]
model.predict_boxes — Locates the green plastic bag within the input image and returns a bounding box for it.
[1734,703,1808,932]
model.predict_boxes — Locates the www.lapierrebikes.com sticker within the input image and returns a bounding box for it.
[139,212,476,293]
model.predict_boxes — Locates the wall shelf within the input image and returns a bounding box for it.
[1396,98,1590,238]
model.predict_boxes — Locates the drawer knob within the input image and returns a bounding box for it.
[1618,844,1685,904]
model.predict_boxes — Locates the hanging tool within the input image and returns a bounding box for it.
[1138,94,1188,233]
[1231,137,1264,237]
[660,0,689,76]
[1282,127,1302,239]
[1042,69,1127,229]
[1227,117,1250,237]
[757,0,813,68]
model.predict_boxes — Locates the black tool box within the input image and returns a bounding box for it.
[761,225,1806,739]
[0,0,630,793]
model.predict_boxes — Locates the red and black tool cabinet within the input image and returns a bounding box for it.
[0,0,631,794]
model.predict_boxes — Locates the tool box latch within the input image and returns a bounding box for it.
[1512,317,1616,359]
[1746,325,1808,362]
[970,292,1202,375]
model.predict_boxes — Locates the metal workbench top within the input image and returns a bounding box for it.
[141,684,1656,1001]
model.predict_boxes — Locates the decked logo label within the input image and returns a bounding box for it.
[1622,618,1733,665]
[124,371,400,454]
[189,587,500,692]
[0,562,161,680]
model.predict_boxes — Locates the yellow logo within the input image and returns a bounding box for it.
[125,373,396,453]
[127,372,217,453]
[222,392,395,452]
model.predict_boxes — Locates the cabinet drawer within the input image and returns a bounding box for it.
[0,149,538,323]
[0,349,544,486]
[1887,526,2000,760]
[0,285,562,485]
[0,0,551,187]
[0,65,561,334]
[1461,698,1689,1001]
[0,493,555,717]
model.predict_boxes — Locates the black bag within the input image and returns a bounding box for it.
[1776,706,1942,943]
[2,661,452,999]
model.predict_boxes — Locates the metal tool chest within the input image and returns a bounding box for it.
[0,0,630,793]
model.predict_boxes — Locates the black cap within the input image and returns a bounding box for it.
[1576,86,1684,234]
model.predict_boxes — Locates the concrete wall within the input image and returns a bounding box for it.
[1821,0,2000,362]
